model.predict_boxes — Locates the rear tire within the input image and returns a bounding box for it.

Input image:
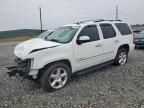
[114,48,128,66]
[40,62,71,92]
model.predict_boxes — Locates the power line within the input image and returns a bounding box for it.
[1,0,116,17]
[1,5,114,16]
[1,1,114,12]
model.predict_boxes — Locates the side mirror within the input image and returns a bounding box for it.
[77,36,90,45]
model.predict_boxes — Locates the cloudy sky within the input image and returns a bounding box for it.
[0,0,144,31]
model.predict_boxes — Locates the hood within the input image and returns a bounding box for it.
[14,38,61,59]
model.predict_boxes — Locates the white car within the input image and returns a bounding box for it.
[7,19,135,91]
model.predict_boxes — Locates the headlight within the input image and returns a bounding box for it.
[141,39,144,41]
[135,39,139,42]
[15,57,32,72]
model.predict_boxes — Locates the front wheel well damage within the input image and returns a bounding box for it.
[37,59,72,80]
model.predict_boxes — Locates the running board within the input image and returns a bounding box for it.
[73,60,114,76]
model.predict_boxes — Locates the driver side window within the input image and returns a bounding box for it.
[78,25,100,42]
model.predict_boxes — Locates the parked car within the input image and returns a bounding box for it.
[134,32,144,47]
[7,19,135,91]
[133,30,141,34]
[141,30,144,34]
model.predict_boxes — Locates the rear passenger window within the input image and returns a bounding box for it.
[78,25,100,42]
[100,24,116,39]
[115,23,132,35]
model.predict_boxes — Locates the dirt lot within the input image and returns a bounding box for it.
[0,42,144,108]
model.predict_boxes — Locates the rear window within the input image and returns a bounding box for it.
[100,24,116,39]
[115,23,132,35]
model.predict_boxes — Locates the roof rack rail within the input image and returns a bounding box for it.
[75,19,122,24]
[102,19,122,22]
[75,19,104,24]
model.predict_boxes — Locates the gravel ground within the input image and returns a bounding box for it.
[0,42,144,108]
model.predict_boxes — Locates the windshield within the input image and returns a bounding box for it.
[140,30,144,33]
[37,31,53,38]
[46,26,79,43]
[135,33,144,38]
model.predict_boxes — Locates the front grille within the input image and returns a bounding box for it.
[135,43,144,45]
[15,57,31,76]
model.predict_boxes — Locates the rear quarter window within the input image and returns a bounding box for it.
[115,23,132,35]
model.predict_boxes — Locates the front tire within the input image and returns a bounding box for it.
[40,62,71,92]
[114,48,128,66]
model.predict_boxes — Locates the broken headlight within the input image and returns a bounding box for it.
[15,58,32,75]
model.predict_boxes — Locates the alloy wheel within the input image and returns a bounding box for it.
[49,67,68,89]
[118,52,127,65]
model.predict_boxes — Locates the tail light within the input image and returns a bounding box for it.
[133,33,135,44]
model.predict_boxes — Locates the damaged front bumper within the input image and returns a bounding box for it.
[7,58,31,80]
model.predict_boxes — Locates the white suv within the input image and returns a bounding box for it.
[7,19,135,91]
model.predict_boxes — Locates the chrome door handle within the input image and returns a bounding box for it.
[95,44,102,47]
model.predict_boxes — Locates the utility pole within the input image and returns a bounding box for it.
[39,7,43,33]
[116,5,118,20]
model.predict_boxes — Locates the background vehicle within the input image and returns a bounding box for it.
[133,30,141,34]
[134,32,144,47]
[7,19,135,92]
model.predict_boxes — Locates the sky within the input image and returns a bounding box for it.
[0,0,144,31]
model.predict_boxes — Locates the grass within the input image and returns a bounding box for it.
[0,36,33,42]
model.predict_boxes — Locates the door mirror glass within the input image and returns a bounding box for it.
[77,36,90,44]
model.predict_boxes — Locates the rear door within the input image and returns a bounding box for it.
[99,23,118,62]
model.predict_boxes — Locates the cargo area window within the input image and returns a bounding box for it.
[115,23,132,35]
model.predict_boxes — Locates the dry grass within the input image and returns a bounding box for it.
[0,36,33,42]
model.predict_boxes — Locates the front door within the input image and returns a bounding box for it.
[73,25,104,71]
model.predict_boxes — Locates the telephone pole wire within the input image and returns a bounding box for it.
[39,7,43,33]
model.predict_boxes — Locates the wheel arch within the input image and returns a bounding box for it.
[37,59,72,79]
[118,44,130,54]
[114,44,129,66]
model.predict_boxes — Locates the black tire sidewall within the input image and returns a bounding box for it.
[40,62,71,92]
